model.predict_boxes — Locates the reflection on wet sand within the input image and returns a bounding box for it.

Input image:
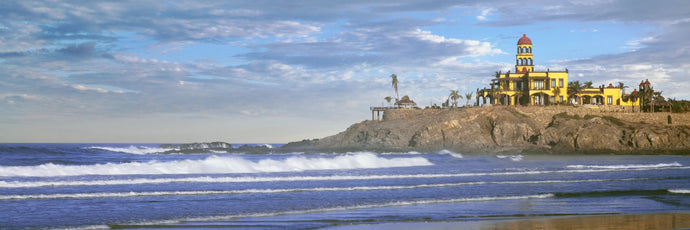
[478,213,690,230]
[330,212,690,230]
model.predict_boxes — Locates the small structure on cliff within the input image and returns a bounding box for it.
[476,34,640,108]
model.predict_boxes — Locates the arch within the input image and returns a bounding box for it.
[517,47,521,53]
[528,47,532,53]
[581,95,592,105]
[531,92,548,105]
[529,58,533,65]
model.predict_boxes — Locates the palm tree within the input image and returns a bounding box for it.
[390,74,399,101]
[584,81,593,88]
[465,92,473,107]
[617,81,628,96]
[384,96,392,107]
[568,80,583,104]
[552,87,561,105]
[449,90,462,108]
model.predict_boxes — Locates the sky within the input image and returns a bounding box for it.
[2,0,689,143]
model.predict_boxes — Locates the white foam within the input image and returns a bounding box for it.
[438,149,463,158]
[0,152,433,177]
[88,146,174,155]
[566,162,682,170]
[3,163,687,188]
[0,183,556,201]
[668,189,690,194]
[128,193,554,225]
[497,155,523,161]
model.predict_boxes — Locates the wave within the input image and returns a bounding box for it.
[566,162,682,170]
[554,189,673,198]
[3,163,688,188]
[0,181,558,200]
[0,175,654,190]
[0,152,432,177]
[496,155,523,161]
[88,146,175,155]
[122,194,554,225]
[668,189,690,194]
[438,149,463,158]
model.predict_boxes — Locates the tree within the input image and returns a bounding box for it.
[568,80,583,104]
[465,92,473,107]
[449,90,462,108]
[384,96,392,107]
[617,81,628,96]
[442,99,449,108]
[390,74,399,101]
[584,81,593,88]
[552,87,561,105]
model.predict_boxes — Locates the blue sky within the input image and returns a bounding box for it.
[1,0,689,143]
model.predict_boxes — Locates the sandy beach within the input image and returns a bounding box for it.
[326,212,690,230]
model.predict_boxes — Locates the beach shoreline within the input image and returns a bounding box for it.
[324,212,690,230]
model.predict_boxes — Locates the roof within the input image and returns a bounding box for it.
[518,34,532,45]
[395,96,417,106]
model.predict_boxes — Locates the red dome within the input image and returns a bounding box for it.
[517,34,532,45]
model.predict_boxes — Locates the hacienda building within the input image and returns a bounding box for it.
[476,34,640,107]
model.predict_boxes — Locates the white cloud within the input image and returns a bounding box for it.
[476,8,493,21]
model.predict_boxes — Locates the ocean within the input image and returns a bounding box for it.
[0,143,688,229]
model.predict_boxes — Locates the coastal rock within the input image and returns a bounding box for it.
[161,142,232,150]
[283,107,690,154]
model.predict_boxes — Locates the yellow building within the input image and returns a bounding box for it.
[477,34,640,107]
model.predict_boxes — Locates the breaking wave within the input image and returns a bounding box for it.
[668,189,690,194]
[566,162,682,170]
[496,155,523,161]
[438,149,463,158]
[0,179,641,200]
[0,153,432,177]
[122,194,554,225]
[88,146,174,155]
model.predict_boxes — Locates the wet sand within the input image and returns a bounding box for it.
[326,212,690,230]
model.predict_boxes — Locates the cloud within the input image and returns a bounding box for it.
[2,0,690,142]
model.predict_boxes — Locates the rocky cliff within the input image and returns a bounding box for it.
[282,107,690,154]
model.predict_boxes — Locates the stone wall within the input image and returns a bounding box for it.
[383,106,690,127]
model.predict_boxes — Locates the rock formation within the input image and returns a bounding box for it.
[282,107,690,154]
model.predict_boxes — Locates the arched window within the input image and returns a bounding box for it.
[518,47,521,53]
[528,47,532,53]
[529,58,533,65]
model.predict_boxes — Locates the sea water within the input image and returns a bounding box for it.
[0,143,688,229]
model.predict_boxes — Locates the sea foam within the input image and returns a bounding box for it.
[566,162,682,170]
[0,178,640,200]
[0,152,432,177]
[88,146,175,155]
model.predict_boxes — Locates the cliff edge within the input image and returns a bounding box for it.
[282,107,690,154]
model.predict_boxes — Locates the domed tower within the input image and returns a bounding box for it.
[516,34,533,73]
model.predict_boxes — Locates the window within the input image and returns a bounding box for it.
[559,79,564,87]
[559,96,564,103]
[607,96,613,105]
[534,80,544,90]
[550,96,555,104]
[551,79,556,88]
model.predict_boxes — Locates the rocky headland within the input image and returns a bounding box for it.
[282,106,690,154]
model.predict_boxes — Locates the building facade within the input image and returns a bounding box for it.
[477,34,640,107]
